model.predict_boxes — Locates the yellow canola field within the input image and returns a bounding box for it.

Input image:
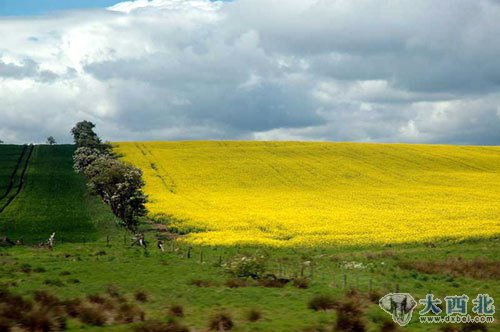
[114,141,500,246]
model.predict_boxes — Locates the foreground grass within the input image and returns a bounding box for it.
[1,236,498,331]
[0,145,118,243]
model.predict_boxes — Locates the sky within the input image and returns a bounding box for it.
[0,0,121,16]
[0,0,499,145]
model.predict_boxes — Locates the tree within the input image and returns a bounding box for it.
[70,120,102,148]
[46,136,56,145]
[73,146,106,173]
[0,140,3,144]
[84,156,147,230]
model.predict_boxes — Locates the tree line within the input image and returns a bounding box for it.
[71,121,148,231]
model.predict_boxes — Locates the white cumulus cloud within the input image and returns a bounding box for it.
[0,0,499,145]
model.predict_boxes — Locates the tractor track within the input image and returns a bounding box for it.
[0,144,34,214]
[0,145,28,201]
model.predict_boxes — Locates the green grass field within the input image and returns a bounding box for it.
[0,144,498,332]
[1,238,498,331]
[0,145,117,243]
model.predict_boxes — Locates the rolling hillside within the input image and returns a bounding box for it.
[0,145,116,243]
[115,141,500,246]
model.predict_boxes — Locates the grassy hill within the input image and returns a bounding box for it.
[0,145,116,243]
[114,141,500,246]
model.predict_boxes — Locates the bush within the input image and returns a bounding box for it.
[223,253,267,279]
[308,295,337,311]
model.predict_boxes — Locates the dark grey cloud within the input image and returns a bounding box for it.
[0,58,61,82]
[0,0,499,145]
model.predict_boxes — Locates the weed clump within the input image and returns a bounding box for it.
[209,311,234,331]
[293,277,310,289]
[308,294,337,311]
[246,309,262,322]
[225,278,249,288]
[116,303,145,323]
[43,278,64,287]
[190,279,217,287]
[335,299,366,332]
[134,290,149,303]
[134,319,189,332]
[79,305,108,326]
[169,304,184,317]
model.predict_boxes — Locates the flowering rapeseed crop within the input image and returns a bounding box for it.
[114,141,500,246]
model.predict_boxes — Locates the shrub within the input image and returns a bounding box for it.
[308,295,337,311]
[209,311,234,331]
[223,253,267,279]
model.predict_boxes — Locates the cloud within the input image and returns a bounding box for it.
[0,0,499,145]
